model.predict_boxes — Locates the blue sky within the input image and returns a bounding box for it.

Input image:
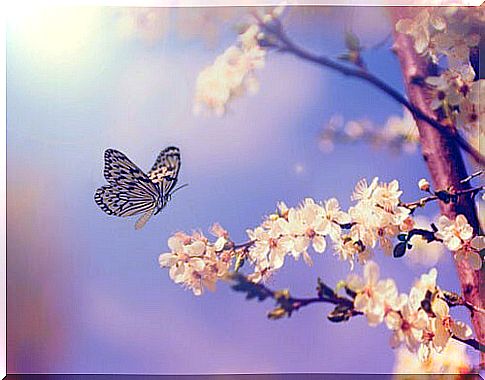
[6,6,476,374]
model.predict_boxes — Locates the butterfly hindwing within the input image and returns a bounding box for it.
[148,146,181,194]
[95,184,158,217]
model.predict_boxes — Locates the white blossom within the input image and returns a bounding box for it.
[435,214,474,251]
[347,261,406,326]
[159,230,233,295]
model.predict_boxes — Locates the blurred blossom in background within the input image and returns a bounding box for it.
[6,6,477,374]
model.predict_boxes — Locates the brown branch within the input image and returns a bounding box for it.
[442,290,485,315]
[254,16,485,165]
[389,7,485,366]
[452,336,485,354]
[456,299,485,316]
[229,273,359,319]
[399,186,484,211]
[229,273,485,352]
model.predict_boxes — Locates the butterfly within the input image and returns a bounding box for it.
[94,146,187,230]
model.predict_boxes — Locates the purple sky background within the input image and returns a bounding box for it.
[6,6,478,374]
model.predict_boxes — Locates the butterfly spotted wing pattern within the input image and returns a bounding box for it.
[94,149,161,219]
[148,146,181,195]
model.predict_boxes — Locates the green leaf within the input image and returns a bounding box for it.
[234,254,245,272]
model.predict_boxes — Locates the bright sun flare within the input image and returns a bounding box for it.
[7,5,102,66]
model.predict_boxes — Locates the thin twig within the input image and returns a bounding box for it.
[460,299,485,315]
[233,241,255,250]
[230,272,484,352]
[255,18,485,165]
[399,186,484,211]
[461,170,483,184]
[452,335,485,353]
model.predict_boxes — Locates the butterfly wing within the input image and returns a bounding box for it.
[134,209,155,230]
[95,149,160,218]
[147,146,181,195]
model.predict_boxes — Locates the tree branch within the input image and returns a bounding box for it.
[389,7,485,365]
[399,185,484,212]
[229,273,484,352]
[254,16,485,165]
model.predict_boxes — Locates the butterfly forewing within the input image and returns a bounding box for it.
[95,149,160,218]
[148,146,181,194]
[104,149,158,194]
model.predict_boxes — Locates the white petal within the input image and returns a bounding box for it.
[364,261,380,285]
[312,235,327,253]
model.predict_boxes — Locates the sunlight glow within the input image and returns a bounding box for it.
[7,5,102,67]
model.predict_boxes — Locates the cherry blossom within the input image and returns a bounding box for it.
[386,302,428,353]
[159,230,233,295]
[347,261,406,326]
[454,235,484,270]
[435,214,474,251]
[393,340,472,375]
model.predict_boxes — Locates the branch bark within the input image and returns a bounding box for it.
[389,7,484,365]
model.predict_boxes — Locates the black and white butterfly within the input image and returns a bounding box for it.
[94,146,186,230]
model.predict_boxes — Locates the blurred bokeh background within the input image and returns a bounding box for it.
[6,5,478,374]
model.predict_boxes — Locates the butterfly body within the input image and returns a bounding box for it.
[94,146,182,229]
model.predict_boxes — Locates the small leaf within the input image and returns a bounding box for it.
[435,190,451,203]
[335,280,347,293]
[344,286,357,299]
[317,278,336,299]
[234,254,245,272]
[420,290,434,315]
[339,222,354,230]
[410,75,426,86]
[327,304,353,323]
[345,30,361,52]
[393,242,407,258]
[229,273,272,302]
[274,289,290,301]
[338,51,364,68]
[397,233,408,242]
[421,299,432,314]
[268,307,287,320]
[338,52,352,61]
[442,290,461,306]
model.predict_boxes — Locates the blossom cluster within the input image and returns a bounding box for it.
[193,7,284,116]
[395,8,483,143]
[159,226,233,296]
[319,109,420,155]
[160,177,484,295]
[435,214,484,270]
[392,340,472,378]
[347,261,473,362]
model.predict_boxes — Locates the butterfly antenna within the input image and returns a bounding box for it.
[172,183,189,195]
